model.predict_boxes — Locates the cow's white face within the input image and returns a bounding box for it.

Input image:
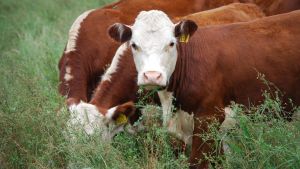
[129,11,177,87]
[108,10,197,88]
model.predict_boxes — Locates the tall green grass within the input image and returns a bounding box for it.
[0,0,188,168]
[0,0,299,168]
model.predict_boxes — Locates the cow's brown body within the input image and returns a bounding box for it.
[166,10,300,168]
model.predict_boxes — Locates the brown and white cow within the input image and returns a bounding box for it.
[82,3,265,142]
[108,10,300,168]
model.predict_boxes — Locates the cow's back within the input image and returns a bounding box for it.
[174,3,265,26]
[251,0,300,15]
[173,10,300,112]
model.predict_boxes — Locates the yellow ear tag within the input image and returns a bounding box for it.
[116,113,128,125]
[179,34,190,43]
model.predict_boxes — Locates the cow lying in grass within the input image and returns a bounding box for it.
[108,10,300,168]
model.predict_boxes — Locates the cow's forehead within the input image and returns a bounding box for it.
[131,10,175,46]
[133,10,174,30]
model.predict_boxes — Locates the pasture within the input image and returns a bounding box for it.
[0,0,299,168]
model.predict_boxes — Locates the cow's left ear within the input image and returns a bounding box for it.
[105,101,136,125]
[174,20,198,41]
[108,23,132,43]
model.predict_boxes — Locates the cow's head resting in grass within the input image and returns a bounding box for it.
[67,101,141,141]
[108,10,197,88]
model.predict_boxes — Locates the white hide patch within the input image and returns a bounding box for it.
[157,90,174,127]
[64,66,73,81]
[220,107,237,155]
[67,101,105,135]
[101,43,127,81]
[106,106,117,119]
[220,107,237,131]
[167,110,194,145]
[65,9,95,53]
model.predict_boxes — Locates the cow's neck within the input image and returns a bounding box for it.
[166,31,218,113]
[167,41,203,112]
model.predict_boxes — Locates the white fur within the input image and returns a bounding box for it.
[220,107,237,155]
[129,10,178,86]
[157,90,174,126]
[105,106,117,120]
[101,43,127,81]
[117,23,125,41]
[67,101,105,135]
[167,110,194,145]
[65,9,95,53]
[220,107,237,131]
[64,66,73,81]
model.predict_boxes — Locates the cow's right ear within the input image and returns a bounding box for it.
[108,23,132,43]
[174,20,198,42]
[105,101,136,125]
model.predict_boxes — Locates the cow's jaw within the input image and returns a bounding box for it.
[130,10,178,88]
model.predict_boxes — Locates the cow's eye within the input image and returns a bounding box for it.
[131,43,138,50]
[169,42,175,47]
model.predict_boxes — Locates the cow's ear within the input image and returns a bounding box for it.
[108,23,132,43]
[106,101,136,125]
[174,20,198,40]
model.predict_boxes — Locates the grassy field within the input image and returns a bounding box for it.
[0,0,299,168]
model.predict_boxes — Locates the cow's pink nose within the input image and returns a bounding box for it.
[143,71,162,84]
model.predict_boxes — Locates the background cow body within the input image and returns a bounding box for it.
[244,0,300,15]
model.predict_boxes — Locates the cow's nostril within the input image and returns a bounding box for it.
[157,73,162,80]
[143,72,148,80]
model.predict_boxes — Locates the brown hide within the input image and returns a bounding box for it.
[59,0,250,107]
[90,3,265,114]
[244,0,300,15]
[174,3,265,24]
[167,11,300,168]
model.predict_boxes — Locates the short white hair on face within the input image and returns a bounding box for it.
[132,10,174,32]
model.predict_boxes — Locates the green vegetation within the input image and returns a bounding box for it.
[0,0,299,168]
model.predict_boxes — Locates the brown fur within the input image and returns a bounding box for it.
[174,3,265,25]
[245,0,300,15]
[167,10,300,168]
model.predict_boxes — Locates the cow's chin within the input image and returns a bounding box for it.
[143,84,163,90]
[139,83,166,91]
